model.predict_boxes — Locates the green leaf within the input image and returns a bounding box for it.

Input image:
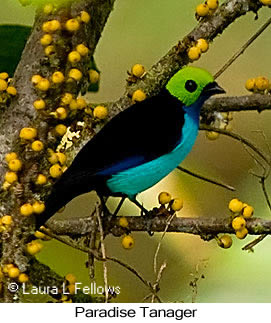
[0,25,31,75]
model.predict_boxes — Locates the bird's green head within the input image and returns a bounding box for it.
[166,66,225,107]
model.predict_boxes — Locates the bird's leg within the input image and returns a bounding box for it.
[113,196,126,217]
[98,195,110,215]
[130,197,149,216]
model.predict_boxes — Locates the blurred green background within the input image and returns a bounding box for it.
[2,0,271,302]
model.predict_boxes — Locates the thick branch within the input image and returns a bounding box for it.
[46,215,271,237]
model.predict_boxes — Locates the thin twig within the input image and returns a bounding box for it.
[242,234,267,251]
[96,204,109,303]
[153,213,176,274]
[200,125,270,165]
[151,261,167,303]
[177,166,235,191]
[214,17,271,79]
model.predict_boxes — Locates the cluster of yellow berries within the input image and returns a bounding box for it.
[187,38,209,62]
[20,200,45,216]
[205,112,233,141]
[0,215,13,233]
[245,76,271,94]
[229,198,254,239]
[217,198,254,249]
[158,191,184,213]
[260,0,271,6]
[0,72,17,97]
[195,0,219,19]
[47,148,68,178]
[3,152,22,189]
[1,264,29,283]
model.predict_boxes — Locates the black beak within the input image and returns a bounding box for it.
[202,81,226,96]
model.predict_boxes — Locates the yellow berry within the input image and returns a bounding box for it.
[33,99,46,110]
[260,0,271,5]
[6,86,17,96]
[207,0,219,10]
[2,215,13,225]
[65,273,76,284]
[61,93,73,105]
[19,127,37,140]
[49,164,63,178]
[47,19,61,33]
[68,100,80,110]
[20,203,34,216]
[56,152,67,165]
[4,171,18,184]
[35,174,47,185]
[76,98,87,109]
[32,201,45,214]
[42,21,51,33]
[31,140,44,152]
[187,46,201,61]
[170,198,184,212]
[80,11,91,23]
[65,19,80,32]
[52,71,65,84]
[8,159,22,172]
[76,44,89,56]
[36,78,50,91]
[48,151,58,164]
[131,64,145,78]
[26,241,43,255]
[232,216,246,231]
[196,3,209,16]
[132,89,146,102]
[235,227,248,239]
[40,34,53,46]
[205,131,219,140]
[68,68,83,81]
[196,38,209,53]
[18,273,29,283]
[2,181,11,190]
[56,107,67,120]
[44,45,55,56]
[8,267,20,278]
[255,76,269,91]
[88,69,100,83]
[228,198,243,213]
[5,152,18,163]
[245,78,255,91]
[218,234,232,249]
[55,124,67,136]
[2,264,14,273]
[93,105,108,119]
[31,74,42,85]
[121,235,135,249]
[242,204,254,219]
[158,192,172,205]
[68,51,81,63]
[0,79,8,91]
[43,3,53,14]
[0,72,9,80]
[69,99,79,110]
[119,217,129,228]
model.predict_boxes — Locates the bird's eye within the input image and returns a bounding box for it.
[185,80,197,92]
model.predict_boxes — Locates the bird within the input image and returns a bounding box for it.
[36,66,225,228]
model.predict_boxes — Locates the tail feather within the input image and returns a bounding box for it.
[36,174,96,229]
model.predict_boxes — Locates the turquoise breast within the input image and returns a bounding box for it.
[106,107,200,200]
